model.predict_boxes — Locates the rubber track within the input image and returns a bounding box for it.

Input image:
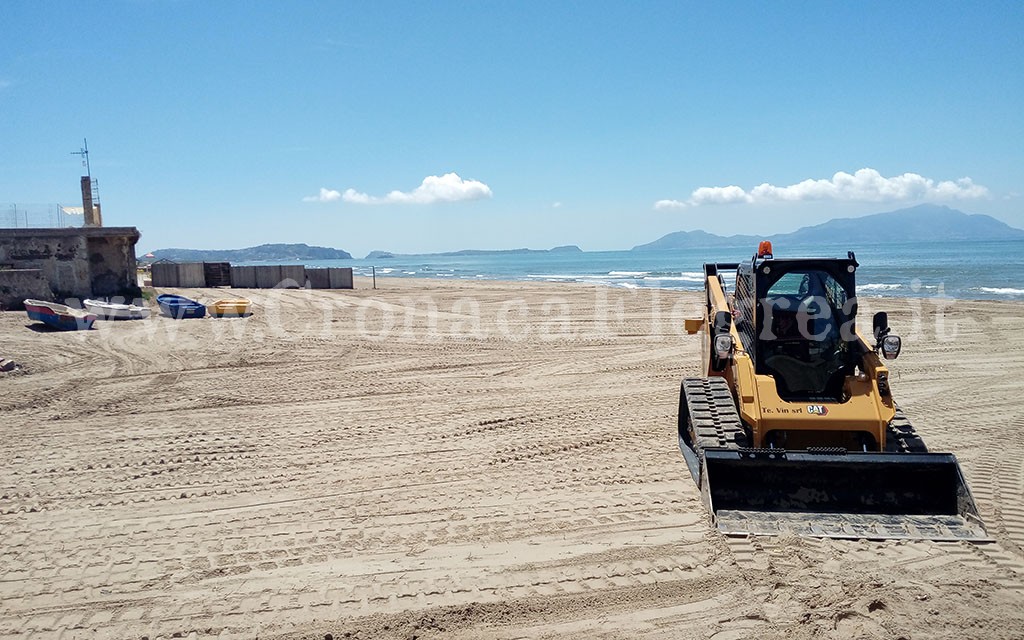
[682,380,923,455]
[680,377,747,455]
[886,403,929,453]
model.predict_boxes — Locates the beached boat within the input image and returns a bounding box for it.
[156,294,206,319]
[84,299,151,320]
[209,298,252,317]
[24,299,98,331]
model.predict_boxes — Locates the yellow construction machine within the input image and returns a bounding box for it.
[679,241,987,540]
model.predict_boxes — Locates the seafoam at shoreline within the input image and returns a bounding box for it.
[338,263,1024,301]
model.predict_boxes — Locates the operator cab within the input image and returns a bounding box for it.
[734,244,860,402]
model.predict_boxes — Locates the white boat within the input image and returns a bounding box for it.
[84,299,151,320]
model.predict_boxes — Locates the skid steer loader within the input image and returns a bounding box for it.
[679,241,987,540]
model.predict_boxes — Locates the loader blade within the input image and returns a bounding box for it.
[701,449,989,541]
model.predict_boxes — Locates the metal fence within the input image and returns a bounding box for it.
[1,203,85,229]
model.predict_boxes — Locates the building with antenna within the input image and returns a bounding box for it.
[0,140,141,309]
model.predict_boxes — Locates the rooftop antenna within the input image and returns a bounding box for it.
[70,138,102,226]
[70,138,91,178]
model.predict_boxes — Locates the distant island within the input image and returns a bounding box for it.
[144,206,1021,263]
[632,204,1024,251]
[147,243,353,262]
[364,245,582,259]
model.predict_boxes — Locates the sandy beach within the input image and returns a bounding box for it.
[1,277,1023,639]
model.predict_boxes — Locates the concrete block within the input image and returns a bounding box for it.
[328,267,354,289]
[255,265,282,289]
[279,265,306,288]
[176,262,206,288]
[151,262,179,287]
[305,268,330,289]
[230,266,257,288]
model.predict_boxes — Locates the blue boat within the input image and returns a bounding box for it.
[24,299,97,331]
[157,294,206,319]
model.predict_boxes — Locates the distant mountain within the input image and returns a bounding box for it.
[364,245,582,260]
[148,243,352,262]
[632,205,1024,251]
[631,229,761,251]
[782,204,1024,243]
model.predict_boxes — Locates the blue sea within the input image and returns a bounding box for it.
[248,240,1024,301]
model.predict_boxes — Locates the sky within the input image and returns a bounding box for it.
[1,1,1022,256]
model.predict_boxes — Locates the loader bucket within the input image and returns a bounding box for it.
[701,449,989,541]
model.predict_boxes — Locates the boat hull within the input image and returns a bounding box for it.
[24,300,97,331]
[156,294,206,319]
[84,299,151,320]
[210,299,252,317]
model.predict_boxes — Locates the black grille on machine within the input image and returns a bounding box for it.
[733,262,757,356]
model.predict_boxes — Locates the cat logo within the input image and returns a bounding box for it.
[807,404,829,416]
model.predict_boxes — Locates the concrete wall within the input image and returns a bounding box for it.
[0,269,53,310]
[153,262,354,291]
[177,263,206,287]
[255,265,282,288]
[86,234,140,297]
[230,266,257,288]
[306,268,330,289]
[329,267,354,289]
[280,265,305,288]
[151,262,179,287]
[0,227,140,305]
[151,262,205,287]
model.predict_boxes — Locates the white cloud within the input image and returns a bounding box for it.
[340,189,372,204]
[552,201,562,208]
[342,172,493,205]
[302,187,342,202]
[656,168,990,209]
[654,199,688,210]
[690,185,754,205]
